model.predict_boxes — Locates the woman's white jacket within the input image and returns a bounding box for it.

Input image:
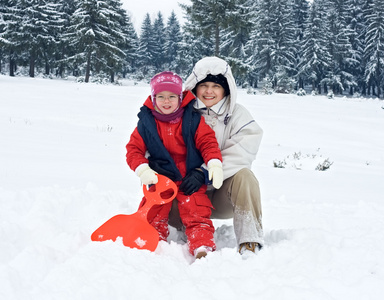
[184,57,263,181]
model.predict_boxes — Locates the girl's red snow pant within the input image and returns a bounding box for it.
[138,185,215,255]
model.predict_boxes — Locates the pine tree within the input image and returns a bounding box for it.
[63,0,129,82]
[164,11,182,72]
[346,0,366,95]
[123,13,138,76]
[0,0,21,76]
[322,0,355,95]
[3,0,63,77]
[181,0,230,56]
[105,0,132,82]
[292,0,310,89]
[136,13,156,78]
[152,12,166,72]
[363,0,384,97]
[56,0,77,77]
[0,0,12,74]
[221,0,255,85]
[252,0,297,91]
[177,16,215,76]
[297,0,332,93]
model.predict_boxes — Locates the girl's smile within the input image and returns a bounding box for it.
[155,91,180,114]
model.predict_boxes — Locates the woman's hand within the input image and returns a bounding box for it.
[208,159,223,189]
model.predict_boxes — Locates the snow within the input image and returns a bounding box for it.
[1,75,384,299]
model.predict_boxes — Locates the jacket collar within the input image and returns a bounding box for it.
[194,96,229,116]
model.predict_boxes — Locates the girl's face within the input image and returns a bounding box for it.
[195,81,225,108]
[155,91,180,114]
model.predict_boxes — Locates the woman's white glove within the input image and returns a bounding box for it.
[208,159,223,189]
[135,163,158,185]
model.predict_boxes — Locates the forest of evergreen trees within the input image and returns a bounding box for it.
[1,0,384,97]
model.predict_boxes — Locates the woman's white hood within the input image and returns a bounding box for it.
[184,56,237,114]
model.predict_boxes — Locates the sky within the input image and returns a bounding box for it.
[122,0,191,33]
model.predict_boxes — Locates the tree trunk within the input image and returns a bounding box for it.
[29,52,35,78]
[9,54,15,77]
[215,23,220,56]
[376,58,381,98]
[45,59,50,76]
[85,53,91,83]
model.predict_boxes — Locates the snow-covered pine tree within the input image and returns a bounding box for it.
[247,0,273,83]
[164,11,182,72]
[136,13,156,79]
[253,0,297,92]
[56,0,77,77]
[292,0,310,89]
[0,0,13,74]
[221,0,255,86]
[271,0,297,92]
[152,12,167,72]
[123,13,138,76]
[5,0,63,78]
[177,16,214,77]
[181,0,230,57]
[104,0,132,82]
[322,0,355,95]
[363,0,384,98]
[297,0,332,94]
[244,1,261,88]
[346,0,366,96]
[64,0,128,83]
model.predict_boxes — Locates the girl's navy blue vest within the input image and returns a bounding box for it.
[137,101,204,181]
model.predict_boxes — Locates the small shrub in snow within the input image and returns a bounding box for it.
[262,76,274,95]
[296,88,306,96]
[316,158,333,171]
[352,92,361,98]
[273,150,333,171]
[273,159,287,168]
[90,74,109,84]
[76,77,85,83]
[112,78,122,86]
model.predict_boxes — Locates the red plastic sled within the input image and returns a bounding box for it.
[91,175,178,251]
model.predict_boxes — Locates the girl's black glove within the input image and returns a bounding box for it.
[179,169,205,195]
[148,158,176,181]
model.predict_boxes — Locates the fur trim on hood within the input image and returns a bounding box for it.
[184,56,237,114]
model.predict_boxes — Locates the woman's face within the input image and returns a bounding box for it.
[195,81,225,108]
[155,91,180,114]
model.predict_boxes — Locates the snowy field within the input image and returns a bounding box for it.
[1,75,384,299]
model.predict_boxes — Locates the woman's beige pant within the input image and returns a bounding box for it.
[169,168,263,246]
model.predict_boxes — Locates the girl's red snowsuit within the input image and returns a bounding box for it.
[126,91,222,254]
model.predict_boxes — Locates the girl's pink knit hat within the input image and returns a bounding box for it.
[150,71,183,102]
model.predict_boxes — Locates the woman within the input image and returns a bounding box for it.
[170,57,264,256]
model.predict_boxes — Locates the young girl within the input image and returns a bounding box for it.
[126,71,223,259]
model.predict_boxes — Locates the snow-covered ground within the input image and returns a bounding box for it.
[1,75,383,299]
